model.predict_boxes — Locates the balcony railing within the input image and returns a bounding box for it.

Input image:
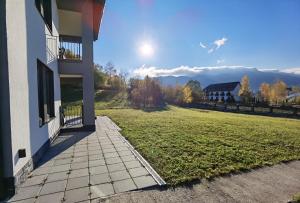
[59,35,82,61]
[46,34,58,63]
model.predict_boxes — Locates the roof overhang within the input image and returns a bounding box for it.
[57,0,105,41]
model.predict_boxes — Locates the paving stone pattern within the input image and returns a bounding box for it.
[8,117,158,203]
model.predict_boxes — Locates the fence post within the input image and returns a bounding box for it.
[251,104,254,112]
[224,104,227,111]
[59,106,64,127]
[236,104,239,111]
[81,103,84,125]
[293,108,298,116]
[269,106,273,113]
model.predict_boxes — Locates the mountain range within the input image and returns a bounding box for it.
[155,67,300,91]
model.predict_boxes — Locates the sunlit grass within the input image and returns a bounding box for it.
[97,106,300,185]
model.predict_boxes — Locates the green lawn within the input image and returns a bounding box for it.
[97,106,300,185]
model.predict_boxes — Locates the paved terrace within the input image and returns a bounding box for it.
[8,117,164,203]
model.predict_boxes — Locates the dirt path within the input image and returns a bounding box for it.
[101,161,300,203]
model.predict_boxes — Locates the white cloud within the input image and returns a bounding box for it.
[199,42,206,49]
[133,65,300,78]
[133,65,245,77]
[214,37,228,49]
[217,59,225,64]
[207,48,214,54]
[280,68,300,74]
[203,37,228,53]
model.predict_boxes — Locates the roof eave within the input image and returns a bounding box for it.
[93,0,106,41]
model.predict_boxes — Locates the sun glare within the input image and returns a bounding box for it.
[139,42,154,57]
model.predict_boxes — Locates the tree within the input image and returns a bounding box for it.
[269,80,287,105]
[128,76,164,108]
[185,80,204,102]
[260,82,271,103]
[182,86,193,104]
[94,64,107,89]
[239,75,252,103]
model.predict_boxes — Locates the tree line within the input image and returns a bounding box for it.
[94,63,300,108]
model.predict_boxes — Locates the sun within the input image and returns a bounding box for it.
[139,42,154,57]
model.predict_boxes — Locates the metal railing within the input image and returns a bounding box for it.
[183,102,300,118]
[46,34,58,63]
[59,105,83,128]
[59,35,82,61]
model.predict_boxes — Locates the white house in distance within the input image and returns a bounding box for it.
[204,82,241,102]
[0,0,105,198]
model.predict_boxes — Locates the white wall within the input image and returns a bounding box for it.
[6,0,61,175]
[233,84,241,102]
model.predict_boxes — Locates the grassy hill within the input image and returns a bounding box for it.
[61,85,129,109]
[94,89,129,110]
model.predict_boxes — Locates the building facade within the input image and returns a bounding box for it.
[204,82,241,103]
[0,0,105,198]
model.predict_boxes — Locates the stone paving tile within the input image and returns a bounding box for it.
[107,163,126,173]
[8,185,41,202]
[124,160,142,169]
[74,151,88,157]
[101,144,114,149]
[89,154,103,161]
[89,159,106,167]
[89,147,100,151]
[118,150,133,157]
[89,166,108,175]
[113,179,137,193]
[64,187,90,203]
[39,180,67,195]
[115,146,129,152]
[105,157,122,165]
[90,183,114,199]
[51,164,70,173]
[73,156,88,163]
[102,149,117,154]
[36,192,64,203]
[32,167,51,176]
[121,155,136,162]
[66,176,89,190]
[110,170,131,182]
[104,152,119,159]
[9,117,161,202]
[20,174,47,187]
[88,150,102,156]
[38,160,55,168]
[69,168,89,179]
[46,171,69,183]
[8,198,36,203]
[54,153,73,160]
[133,176,157,189]
[54,158,72,165]
[90,173,111,185]
[129,167,149,178]
[71,161,89,170]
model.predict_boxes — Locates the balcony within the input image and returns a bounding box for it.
[46,34,58,63]
[59,35,82,62]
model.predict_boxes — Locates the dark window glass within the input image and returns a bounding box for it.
[37,60,55,126]
[35,0,52,32]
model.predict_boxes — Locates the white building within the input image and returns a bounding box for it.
[0,0,105,198]
[204,82,241,102]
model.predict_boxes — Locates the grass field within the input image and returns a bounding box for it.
[97,106,300,185]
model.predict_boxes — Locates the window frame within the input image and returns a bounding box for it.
[37,59,55,127]
[35,0,53,34]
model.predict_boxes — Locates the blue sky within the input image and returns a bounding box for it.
[94,0,300,76]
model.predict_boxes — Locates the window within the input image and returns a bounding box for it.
[35,0,52,32]
[37,60,55,126]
